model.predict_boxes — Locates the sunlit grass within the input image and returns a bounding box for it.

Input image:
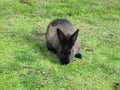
[0,0,120,90]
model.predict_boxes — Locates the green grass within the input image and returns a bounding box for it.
[0,0,120,90]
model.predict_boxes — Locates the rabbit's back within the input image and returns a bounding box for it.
[46,19,80,55]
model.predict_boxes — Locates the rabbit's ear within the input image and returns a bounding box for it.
[69,29,79,47]
[57,28,66,46]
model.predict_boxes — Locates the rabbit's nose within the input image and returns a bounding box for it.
[61,59,69,65]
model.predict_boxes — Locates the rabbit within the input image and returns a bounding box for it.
[45,19,82,65]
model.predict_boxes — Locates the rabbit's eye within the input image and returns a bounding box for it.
[61,50,64,54]
[67,51,71,55]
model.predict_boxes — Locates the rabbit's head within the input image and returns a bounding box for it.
[57,28,79,65]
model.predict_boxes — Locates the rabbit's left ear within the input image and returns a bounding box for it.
[57,28,66,46]
[69,29,79,47]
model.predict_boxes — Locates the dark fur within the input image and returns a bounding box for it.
[46,19,82,65]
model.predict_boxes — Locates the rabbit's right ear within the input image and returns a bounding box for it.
[57,28,66,46]
[69,29,79,48]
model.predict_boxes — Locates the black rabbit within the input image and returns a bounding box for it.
[46,19,82,65]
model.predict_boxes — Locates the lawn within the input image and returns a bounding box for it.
[0,0,120,90]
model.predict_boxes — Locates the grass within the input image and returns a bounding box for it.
[0,0,120,90]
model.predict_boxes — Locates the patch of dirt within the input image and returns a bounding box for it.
[85,48,94,52]
[31,28,45,39]
[20,0,32,6]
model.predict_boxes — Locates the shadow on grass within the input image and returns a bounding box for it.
[20,32,59,64]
